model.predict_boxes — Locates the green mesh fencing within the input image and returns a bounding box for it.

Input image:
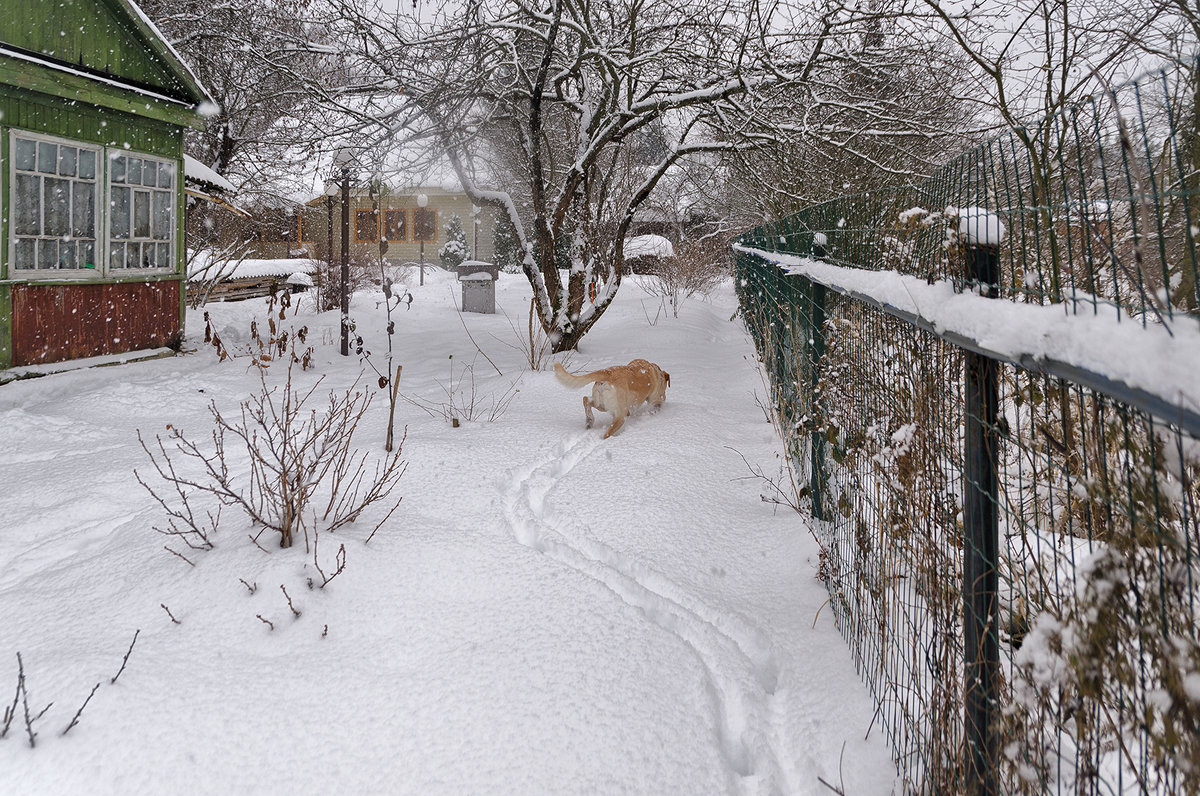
[735,59,1200,795]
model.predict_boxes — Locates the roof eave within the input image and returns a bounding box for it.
[112,0,216,109]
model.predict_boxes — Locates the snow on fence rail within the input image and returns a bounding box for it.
[734,59,1200,796]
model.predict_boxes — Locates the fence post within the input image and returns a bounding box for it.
[808,281,827,521]
[809,237,829,522]
[963,242,1000,796]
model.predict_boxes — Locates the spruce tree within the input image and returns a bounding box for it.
[438,214,470,268]
[492,213,522,273]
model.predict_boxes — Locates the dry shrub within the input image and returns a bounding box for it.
[635,238,729,317]
[137,358,405,553]
[314,257,377,313]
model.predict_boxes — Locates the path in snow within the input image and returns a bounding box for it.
[502,430,794,795]
[0,271,899,795]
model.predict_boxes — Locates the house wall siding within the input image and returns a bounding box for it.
[11,279,181,365]
[0,85,180,155]
[262,193,499,267]
[2,0,183,94]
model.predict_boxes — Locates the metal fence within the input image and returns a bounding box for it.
[734,59,1200,795]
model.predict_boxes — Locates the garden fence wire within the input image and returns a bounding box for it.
[734,58,1200,795]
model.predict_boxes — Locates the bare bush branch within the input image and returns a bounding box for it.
[313,533,346,589]
[110,630,140,685]
[160,604,181,625]
[1,655,19,739]
[163,546,196,567]
[17,654,50,748]
[280,585,300,618]
[61,683,101,737]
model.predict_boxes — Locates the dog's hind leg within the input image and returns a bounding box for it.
[583,396,594,429]
[603,413,626,439]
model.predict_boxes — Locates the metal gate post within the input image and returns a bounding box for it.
[964,242,1000,796]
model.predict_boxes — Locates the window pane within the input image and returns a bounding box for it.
[14,138,36,170]
[43,177,71,237]
[15,173,41,235]
[58,146,77,177]
[60,240,77,268]
[72,182,95,238]
[385,210,407,241]
[152,191,171,240]
[83,242,96,269]
[78,150,96,180]
[134,190,151,238]
[37,142,57,174]
[158,243,172,268]
[110,243,126,270]
[356,210,378,241]
[38,239,57,268]
[143,160,157,187]
[111,186,130,239]
[14,239,35,269]
[111,155,126,183]
[159,162,174,188]
[127,157,142,185]
[414,208,436,241]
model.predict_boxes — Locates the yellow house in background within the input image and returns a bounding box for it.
[254,185,498,269]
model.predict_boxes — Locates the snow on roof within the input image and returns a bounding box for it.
[188,254,319,282]
[184,155,237,194]
[624,235,675,259]
[122,0,216,106]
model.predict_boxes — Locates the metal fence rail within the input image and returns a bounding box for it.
[735,60,1200,795]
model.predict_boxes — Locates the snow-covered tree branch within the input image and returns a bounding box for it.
[297,0,852,351]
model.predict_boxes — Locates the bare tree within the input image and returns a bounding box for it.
[920,0,1193,307]
[141,0,338,196]
[725,0,975,219]
[297,0,861,351]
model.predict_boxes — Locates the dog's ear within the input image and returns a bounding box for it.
[663,371,671,387]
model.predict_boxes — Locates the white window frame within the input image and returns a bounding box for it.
[7,130,102,276]
[104,149,177,276]
[6,130,178,280]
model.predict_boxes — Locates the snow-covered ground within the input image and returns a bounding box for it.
[0,267,897,794]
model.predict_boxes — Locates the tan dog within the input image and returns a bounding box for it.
[554,359,671,438]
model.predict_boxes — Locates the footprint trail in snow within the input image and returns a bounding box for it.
[502,432,796,795]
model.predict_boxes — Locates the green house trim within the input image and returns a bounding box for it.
[0,50,205,130]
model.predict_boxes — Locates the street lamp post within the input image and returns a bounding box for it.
[331,149,355,356]
[324,181,338,311]
[471,204,480,260]
[417,192,428,287]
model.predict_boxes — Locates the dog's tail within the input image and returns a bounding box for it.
[554,362,599,389]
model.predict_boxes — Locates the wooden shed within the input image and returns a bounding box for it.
[0,0,213,368]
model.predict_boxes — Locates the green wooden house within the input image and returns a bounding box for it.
[1,0,213,368]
